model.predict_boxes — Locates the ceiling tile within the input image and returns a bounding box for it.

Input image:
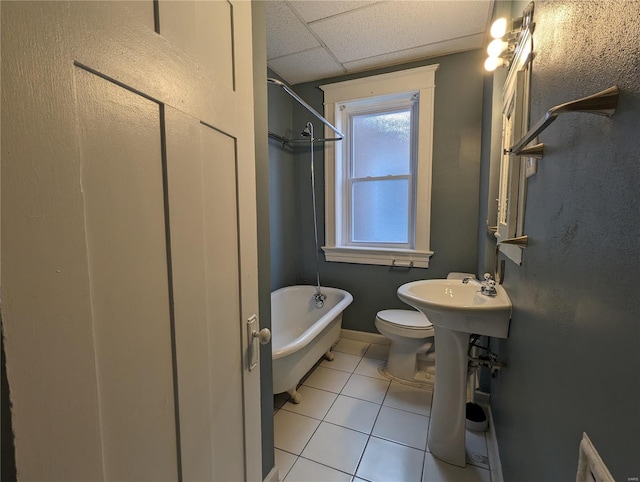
[342,33,485,74]
[310,1,491,63]
[288,0,380,23]
[266,1,320,59]
[268,47,346,85]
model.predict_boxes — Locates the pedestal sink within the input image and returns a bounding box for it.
[397,279,512,467]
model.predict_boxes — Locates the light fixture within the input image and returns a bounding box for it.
[490,18,507,39]
[487,39,509,58]
[484,57,508,72]
[484,12,528,72]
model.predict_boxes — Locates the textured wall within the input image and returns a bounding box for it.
[290,50,485,332]
[490,1,640,480]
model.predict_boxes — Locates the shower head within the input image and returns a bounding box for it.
[301,122,313,138]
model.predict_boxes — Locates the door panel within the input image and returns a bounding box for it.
[165,108,216,482]
[200,124,245,481]
[164,109,246,482]
[76,67,178,481]
[1,1,261,480]
[159,0,234,89]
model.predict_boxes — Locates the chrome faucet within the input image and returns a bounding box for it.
[313,291,326,308]
[462,273,498,297]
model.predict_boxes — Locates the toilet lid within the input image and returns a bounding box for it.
[377,309,432,330]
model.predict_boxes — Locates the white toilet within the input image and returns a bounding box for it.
[375,272,474,385]
[375,309,435,384]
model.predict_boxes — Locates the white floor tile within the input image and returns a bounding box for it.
[383,382,432,416]
[356,436,425,482]
[303,366,351,393]
[275,449,297,481]
[301,422,369,475]
[321,351,362,373]
[372,405,429,450]
[281,386,338,420]
[341,374,390,404]
[284,457,352,482]
[422,452,491,482]
[324,395,381,434]
[274,410,320,455]
[365,343,390,361]
[334,338,370,356]
[354,357,387,380]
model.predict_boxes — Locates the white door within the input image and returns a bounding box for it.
[1,2,262,480]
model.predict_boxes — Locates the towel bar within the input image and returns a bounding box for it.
[510,86,619,156]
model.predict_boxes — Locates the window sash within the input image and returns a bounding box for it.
[342,99,418,249]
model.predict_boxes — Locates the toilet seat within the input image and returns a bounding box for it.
[376,309,434,339]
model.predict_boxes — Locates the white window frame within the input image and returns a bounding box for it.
[496,25,533,265]
[320,65,438,268]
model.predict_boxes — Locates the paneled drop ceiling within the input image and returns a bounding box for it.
[266,0,495,85]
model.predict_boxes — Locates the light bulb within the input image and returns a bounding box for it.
[490,18,507,38]
[484,57,503,72]
[487,39,507,58]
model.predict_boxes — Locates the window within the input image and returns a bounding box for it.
[320,65,437,267]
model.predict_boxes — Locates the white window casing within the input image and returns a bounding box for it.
[320,65,438,268]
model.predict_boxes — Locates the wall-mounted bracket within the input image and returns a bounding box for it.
[509,86,619,157]
[495,235,528,284]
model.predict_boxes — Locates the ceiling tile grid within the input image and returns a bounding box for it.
[266,0,494,85]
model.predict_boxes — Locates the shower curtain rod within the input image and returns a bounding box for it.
[267,77,344,145]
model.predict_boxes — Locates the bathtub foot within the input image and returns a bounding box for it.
[324,350,335,362]
[287,388,302,404]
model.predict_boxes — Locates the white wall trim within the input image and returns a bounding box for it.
[263,464,279,482]
[483,402,504,482]
[323,246,433,268]
[320,65,438,268]
[340,329,390,345]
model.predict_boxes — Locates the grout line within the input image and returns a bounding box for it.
[296,455,355,478]
[275,345,501,481]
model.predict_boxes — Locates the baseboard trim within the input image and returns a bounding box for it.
[340,329,390,345]
[263,464,279,482]
[484,403,504,482]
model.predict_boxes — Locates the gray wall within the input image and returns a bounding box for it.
[267,69,299,291]
[287,50,486,333]
[488,1,640,480]
[251,4,274,479]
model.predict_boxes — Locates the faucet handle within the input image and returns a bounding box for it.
[483,273,493,282]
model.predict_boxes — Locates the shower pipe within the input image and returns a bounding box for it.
[303,122,326,308]
[267,78,344,307]
[267,77,344,145]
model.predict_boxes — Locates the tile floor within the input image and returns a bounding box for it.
[273,338,493,482]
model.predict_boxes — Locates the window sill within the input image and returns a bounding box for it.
[322,246,433,268]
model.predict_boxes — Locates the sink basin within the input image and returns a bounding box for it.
[397,278,512,467]
[397,279,512,338]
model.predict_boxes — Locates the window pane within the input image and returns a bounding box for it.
[352,179,409,243]
[352,110,411,178]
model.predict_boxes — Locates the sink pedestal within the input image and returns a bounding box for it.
[396,278,512,468]
[428,326,469,467]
